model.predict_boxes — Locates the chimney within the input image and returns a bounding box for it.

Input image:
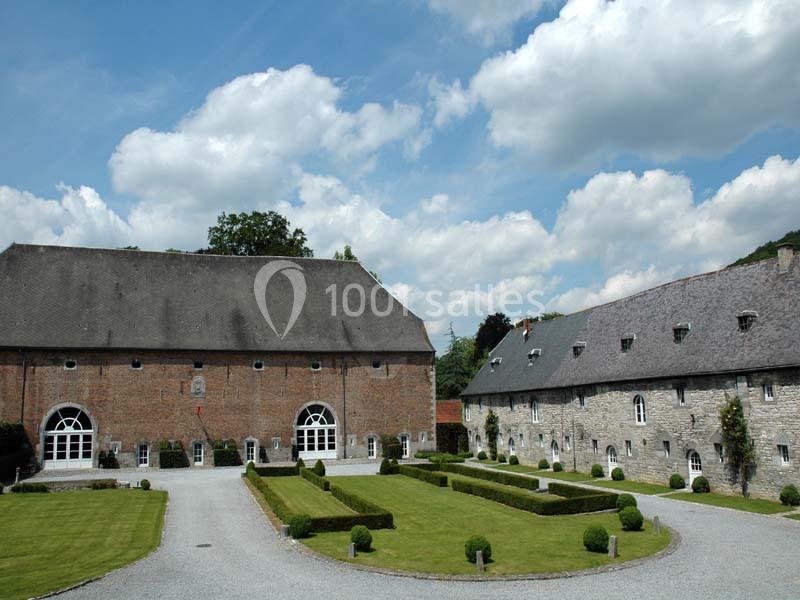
[778,243,794,273]
[523,318,531,341]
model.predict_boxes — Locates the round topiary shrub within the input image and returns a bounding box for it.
[691,476,710,493]
[391,458,398,466]
[477,451,488,460]
[464,535,492,563]
[616,493,637,511]
[591,464,604,478]
[140,479,151,491]
[538,459,550,470]
[611,467,625,481]
[350,525,372,551]
[669,473,686,489]
[289,514,312,539]
[619,506,644,531]
[296,458,305,468]
[313,460,326,477]
[379,458,392,475]
[779,484,800,506]
[509,455,519,465]
[498,454,507,463]
[583,525,609,553]
[553,461,563,472]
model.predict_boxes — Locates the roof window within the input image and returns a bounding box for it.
[489,357,502,370]
[673,322,691,344]
[737,310,757,332]
[573,342,586,357]
[621,334,636,353]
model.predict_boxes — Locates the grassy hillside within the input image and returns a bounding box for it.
[730,229,800,267]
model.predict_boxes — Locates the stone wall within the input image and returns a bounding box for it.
[0,349,435,469]
[464,367,800,499]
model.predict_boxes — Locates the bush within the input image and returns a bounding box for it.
[140,479,151,491]
[583,525,609,552]
[399,465,448,487]
[441,463,539,490]
[509,455,519,465]
[553,462,563,472]
[158,442,189,469]
[457,452,474,459]
[379,458,393,475]
[477,451,488,460]
[90,479,117,490]
[296,458,305,468]
[255,465,299,477]
[591,464,604,478]
[464,535,492,563]
[99,450,121,469]
[11,482,48,493]
[691,476,710,493]
[313,460,326,477]
[498,453,507,463]
[426,453,465,464]
[611,467,625,481]
[779,484,800,506]
[213,447,242,467]
[538,459,549,470]
[616,493,637,511]
[350,525,372,551]
[669,473,686,489]
[619,506,644,531]
[300,467,330,491]
[289,514,312,539]
[381,435,402,460]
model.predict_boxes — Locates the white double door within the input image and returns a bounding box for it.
[44,432,93,469]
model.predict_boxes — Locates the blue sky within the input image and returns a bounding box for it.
[1,0,800,351]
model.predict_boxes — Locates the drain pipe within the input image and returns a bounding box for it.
[19,349,28,424]
[341,357,348,459]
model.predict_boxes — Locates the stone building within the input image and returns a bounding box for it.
[461,244,800,498]
[0,244,435,469]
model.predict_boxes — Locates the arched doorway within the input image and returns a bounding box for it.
[508,437,516,456]
[475,434,482,453]
[607,446,618,474]
[551,440,560,463]
[688,451,702,486]
[296,404,337,460]
[43,406,94,469]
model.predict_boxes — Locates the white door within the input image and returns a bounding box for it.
[476,435,482,453]
[43,407,93,469]
[607,446,618,474]
[297,405,337,460]
[508,437,516,456]
[400,435,409,458]
[193,442,204,465]
[688,451,702,486]
[552,441,560,463]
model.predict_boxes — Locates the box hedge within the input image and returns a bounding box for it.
[254,465,300,477]
[300,467,330,491]
[398,465,448,487]
[11,482,49,493]
[440,463,539,490]
[158,441,189,469]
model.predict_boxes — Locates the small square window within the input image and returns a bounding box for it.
[420,432,427,444]
[272,438,280,450]
[763,384,774,401]
[673,325,690,344]
[520,433,525,448]
[778,444,790,465]
[130,359,143,370]
[372,360,382,369]
[539,433,544,448]
[663,440,670,459]
[714,443,724,463]
[592,439,598,454]
[64,359,78,370]
[253,360,264,371]
[573,343,585,357]
[621,337,634,352]
[738,314,757,332]
[625,440,632,457]
[565,435,571,451]
[193,361,204,370]
[577,391,585,408]
[310,361,322,371]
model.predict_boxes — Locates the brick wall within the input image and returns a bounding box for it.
[463,367,800,499]
[0,349,435,468]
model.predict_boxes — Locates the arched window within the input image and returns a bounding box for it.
[634,395,646,424]
[296,405,337,459]
[607,446,618,472]
[475,434,482,452]
[688,450,703,485]
[508,437,516,456]
[551,440,560,463]
[43,406,93,469]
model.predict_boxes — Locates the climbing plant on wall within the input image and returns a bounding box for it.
[484,410,499,461]
[719,395,757,497]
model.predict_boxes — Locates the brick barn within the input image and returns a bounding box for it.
[0,244,436,469]
[461,244,800,498]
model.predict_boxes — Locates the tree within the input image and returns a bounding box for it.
[204,211,313,257]
[484,410,499,461]
[332,244,381,282]
[730,229,800,267]
[473,313,512,364]
[436,325,477,399]
[719,395,757,496]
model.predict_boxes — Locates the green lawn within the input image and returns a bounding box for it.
[267,476,354,516]
[436,471,561,502]
[784,513,800,521]
[0,489,167,600]
[664,491,792,514]
[494,464,594,482]
[585,480,673,495]
[302,475,670,575]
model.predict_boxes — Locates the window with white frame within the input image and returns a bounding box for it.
[367,436,376,459]
[531,399,539,423]
[245,440,256,463]
[714,443,724,463]
[520,432,525,448]
[400,434,409,458]
[272,438,280,450]
[565,435,571,451]
[634,395,646,424]
[465,402,471,422]
[592,439,598,454]
[625,440,632,456]
[763,384,774,401]
[193,442,203,465]
[676,384,686,406]
[577,390,585,408]
[663,440,670,459]
[778,444,789,465]
[138,443,149,467]
[498,434,503,447]
[538,433,544,447]
[421,432,427,444]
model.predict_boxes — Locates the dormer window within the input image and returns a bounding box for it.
[310,360,322,371]
[673,322,691,344]
[738,310,758,332]
[252,360,264,371]
[527,348,542,364]
[193,361,204,370]
[372,360,382,370]
[621,334,635,353]
[131,359,143,370]
[572,342,586,357]
[489,357,502,370]
[64,359,78,370]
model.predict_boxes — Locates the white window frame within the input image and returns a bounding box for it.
[400,434,409,458]
[531,400,539,423]
[193,442,204,465]
[714,443,724,463]
[578,391,585,408]
[272,438,280,450]
[519,432,525,448]
[420,432,427,444]
[677,384,686,406]
[763,384,774,401]
[625,440,632,457]
[538,433,544,448]
[465,402,471,422]
[778,444,790,466]
[663,440,670,459]
[367,436,376,460]
[565,435,571,451]
[592,439,598,454]
[245,440,256,463]
[137,443,149,467]
[634,395,646,424]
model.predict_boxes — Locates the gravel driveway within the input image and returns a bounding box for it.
[39,467,800,600]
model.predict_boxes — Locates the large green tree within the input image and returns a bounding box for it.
[436,326,477,399]
[719,395,757,496]
[203,211,313,257]
[473,312,512,365]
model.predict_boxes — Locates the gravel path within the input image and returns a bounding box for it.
[37,467,800,600]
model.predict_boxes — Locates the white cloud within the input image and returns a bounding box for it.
[419,193,449,215]
[0,184,131,250]
[428,0,546,46]
[470,0,800,165]
[428,78,471,128]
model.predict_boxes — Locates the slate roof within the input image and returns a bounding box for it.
[462,252,800,396]
[0,244,434,353]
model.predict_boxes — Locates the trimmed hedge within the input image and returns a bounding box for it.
[98,450,120,469]
[591,464,604,478]
[538,459,549,470]
[616,493,637,511]
[300,467,330,491]
[246,464,293,522]
[381,435,402,460]
[158,442,189,469]
[619,506,644,531]
[140,479,151,491]
[90,479,117,490]
[691,476,710,493]
[509,455,519,465]
[451,479,618,516]
[328,484,394,530]
[583,525,609,552]
[11,482,48,493]
[214,448,242,467]
[351,525,372,551]
[780,484,800,506]
[552,461,563,472]
[379,458,399,475]
[312,460,326,477]
[290,514,312,539]
[465,535,492,563]
[425,453,465,464]
[669,473,686,489]
[498,454,507,463]
[611,467,625,481]
[477,451,488,460]
[441,463,539,490]
[254,465,300,477]
[398,465,448,487]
